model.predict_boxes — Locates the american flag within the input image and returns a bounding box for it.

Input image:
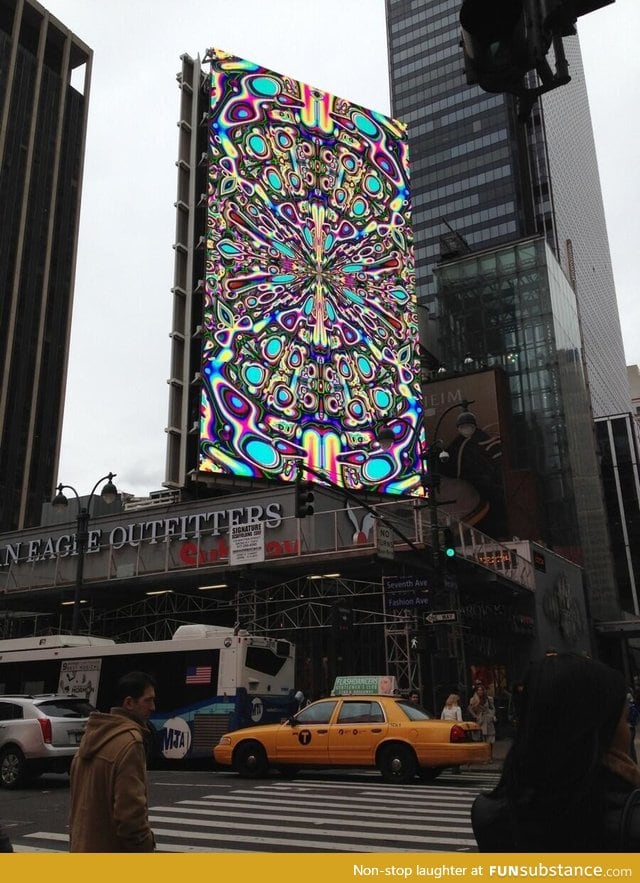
[185,665,212,685]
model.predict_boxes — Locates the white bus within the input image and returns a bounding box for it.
[0,624,296,763]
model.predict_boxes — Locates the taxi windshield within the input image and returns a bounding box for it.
[397,700,432,721]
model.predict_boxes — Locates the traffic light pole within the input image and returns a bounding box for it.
[419,400,474,714]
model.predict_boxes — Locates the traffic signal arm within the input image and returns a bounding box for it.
[459,0,615,115]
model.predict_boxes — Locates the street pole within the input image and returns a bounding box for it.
[417,400,475,713]
[72,507,90,634]
[52,473,118,635]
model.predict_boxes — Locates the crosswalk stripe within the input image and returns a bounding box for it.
[147,826,427,852]
[24,832,67,841]
[150,804,471,832]
[14,840,259,853]
[148,813,477,846]
[224,787,479,809]
[173,797,472,820]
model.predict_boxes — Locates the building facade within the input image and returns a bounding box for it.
[627,365,640,424]
[595,413,640,617]
[434,237,619,622]
[1,480,591,702]
[385,0,630,418]
[0,0,92,531]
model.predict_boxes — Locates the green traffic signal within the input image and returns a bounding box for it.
[442,527,456,560]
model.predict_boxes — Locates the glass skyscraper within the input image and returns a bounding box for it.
[435,237,620,620]
[385,0,630,419]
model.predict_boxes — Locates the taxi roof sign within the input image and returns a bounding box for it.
[331,675,397,696]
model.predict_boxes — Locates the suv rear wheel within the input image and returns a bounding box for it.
[0,745,27,789]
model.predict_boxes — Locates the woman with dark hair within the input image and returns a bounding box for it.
[472,653,640,852]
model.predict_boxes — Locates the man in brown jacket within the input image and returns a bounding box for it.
[69,670,157,852]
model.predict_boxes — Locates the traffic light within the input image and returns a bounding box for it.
[459,0,548,95]
[441,528,456,565]
[460,0,615,100]
[295,479,314,518]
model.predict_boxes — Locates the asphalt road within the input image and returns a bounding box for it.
[0,767,499,853]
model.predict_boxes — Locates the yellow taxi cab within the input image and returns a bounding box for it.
[213,692,490,783]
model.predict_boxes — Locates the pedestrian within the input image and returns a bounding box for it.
[0,821,12,853]
[69,670,157,852]
[628,690,639,763]
[468,683,496,756]
[508,681,524,730]
[440,693,462,722]
[441,693,463,774]
[472,653,640,852]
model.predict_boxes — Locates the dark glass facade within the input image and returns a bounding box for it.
[435,238,620,620]
[386,0,629,418]
[0,0,92,530]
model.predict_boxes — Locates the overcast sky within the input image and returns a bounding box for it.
[42,0,639,499]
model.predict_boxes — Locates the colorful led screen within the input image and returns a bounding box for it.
[199,48,423,494]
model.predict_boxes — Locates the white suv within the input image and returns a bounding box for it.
[0,695,94,788]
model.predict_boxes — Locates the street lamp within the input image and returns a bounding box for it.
[52,472,118,633]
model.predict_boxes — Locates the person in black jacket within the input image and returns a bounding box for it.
[472,653,640,852]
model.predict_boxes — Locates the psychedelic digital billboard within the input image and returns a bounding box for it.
[199,48,423,494]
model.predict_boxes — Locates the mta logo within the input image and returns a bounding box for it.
[163,727,187,750]
[160,716,192,759]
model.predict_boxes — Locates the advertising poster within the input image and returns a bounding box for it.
[229,521,265,566]
[57,658,102,706]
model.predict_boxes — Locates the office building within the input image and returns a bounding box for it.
[385,0,629,624]
[0,0,92,531]
[385,0,630,418]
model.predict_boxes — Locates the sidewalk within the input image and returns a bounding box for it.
[465,731,640,773]
[464,737,511,773]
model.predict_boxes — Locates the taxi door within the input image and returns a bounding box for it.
[328,700,389,766]
[275,699,337,765]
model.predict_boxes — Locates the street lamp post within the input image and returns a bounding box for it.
[52,472,118,634]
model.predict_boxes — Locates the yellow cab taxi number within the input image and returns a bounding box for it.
[389,722,401,727]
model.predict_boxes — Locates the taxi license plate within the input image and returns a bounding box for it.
[471,730,482,741]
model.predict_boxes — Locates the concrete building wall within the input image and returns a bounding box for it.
[0,0,92,531]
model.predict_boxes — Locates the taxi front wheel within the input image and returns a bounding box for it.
[234,740,269,778]
[378,744,417,784]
